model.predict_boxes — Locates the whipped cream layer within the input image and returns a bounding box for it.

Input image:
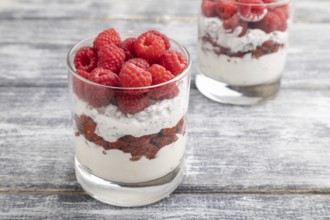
[75,134,186,183]
[73,81,188,142]
[199,17,289,53]
[198,44,287,86]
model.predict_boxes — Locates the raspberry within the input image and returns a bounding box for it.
[135,32,166,64]
[117,93,149,114]
[74,46,98,73]
[97,44,125,74]
[272,5,289,31]
[201,0,217,17]
[223,14,248,37]
[147,30,171,50]
[158,50,187,76]
[215,1,237,20]
[148,64,178,99]
[93,28,121,51]
[253,11,281,33]
[149,64,174,85]
[160,85,179,99]
[119,63,152,88]
[89,67,119,86]
[72,69,90,98]
[237,0,266,22]
[120,37,137,60]
[125,58,150,70]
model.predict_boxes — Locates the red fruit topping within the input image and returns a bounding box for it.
[117,93,150,114]
[120,37,137,60]
[119,63,152,88]
[158,50,187,76]
[263,0,276,3]
[72,69,90,98]
[151,135,178,148]
[97,44,125,74]
[161,127,177,136]
[201,0,217,17]
[89,67,119,86]
[253,11,282,33]
[237,0,266,22]
[148,64,178,99]
[147,30,171,50]
[107,140,127,149]
[273,5,289,19]
[93,28,121,51]
[135,32,166,64]
[84,119,97,142]
[125,58,150,70]
[176,117,185,134]
[149,64,174,85]
[215,1,237,20]
[74,46,98,73]
[223,14,248,37]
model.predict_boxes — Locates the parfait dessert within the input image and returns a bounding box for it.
[67,28,191,206]
[196,0,291,104]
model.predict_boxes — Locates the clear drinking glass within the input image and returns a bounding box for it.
[67,36,191,207]
[196,0,292,105]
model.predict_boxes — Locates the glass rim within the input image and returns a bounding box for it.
[217,0,291,6]
[67,35,191,91]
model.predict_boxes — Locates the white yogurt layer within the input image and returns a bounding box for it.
[73,82,188,142]
[198,44,287,86]
[75,134,186,183]
[199,17,289,53]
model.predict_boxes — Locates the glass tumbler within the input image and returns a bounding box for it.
[67,36,191,207]
[196,0,292,105]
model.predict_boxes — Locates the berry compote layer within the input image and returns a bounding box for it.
[198,0,290,86]
[70,28,190,183]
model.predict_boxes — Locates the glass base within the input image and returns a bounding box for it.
[195,73,281,105]
[75,157,184,207]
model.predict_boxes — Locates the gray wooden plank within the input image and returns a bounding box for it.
[1,87,330,192]
[1,0,330,23]
[0,20,330,88]
[1,194,330,219]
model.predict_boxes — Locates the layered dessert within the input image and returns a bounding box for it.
[70,28,189,183]
[198,0,290,86]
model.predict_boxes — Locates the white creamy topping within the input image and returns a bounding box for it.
[200,17,289,53]
[74,81,188,142]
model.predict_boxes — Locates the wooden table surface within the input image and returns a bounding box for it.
[1,0,330,219]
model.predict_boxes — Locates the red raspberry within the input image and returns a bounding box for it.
[119,63,152,88]
[97,44,125,74]
[89,67,119,86]
[263,0,276,3]
[74,46,98,73]
[147,30,171,50]
[160,85,179,99]
[120,37,137,60]
[135,32,166,64]
[237,0,266,22]
[148,64,178,99]
[93,28,121,51]
[117,93,150,114]
[223,14,248,37]
[72,69,90,98]
[215,1,237,20]
[273,5,289,20]
[201,0,217,17]
[149,64,174,85]
[253,11,281,33]
[158,50,187,76]
[125,58,150,70]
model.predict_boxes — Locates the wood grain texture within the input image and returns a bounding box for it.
[1,194,330,220]
[1,0,330,218]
